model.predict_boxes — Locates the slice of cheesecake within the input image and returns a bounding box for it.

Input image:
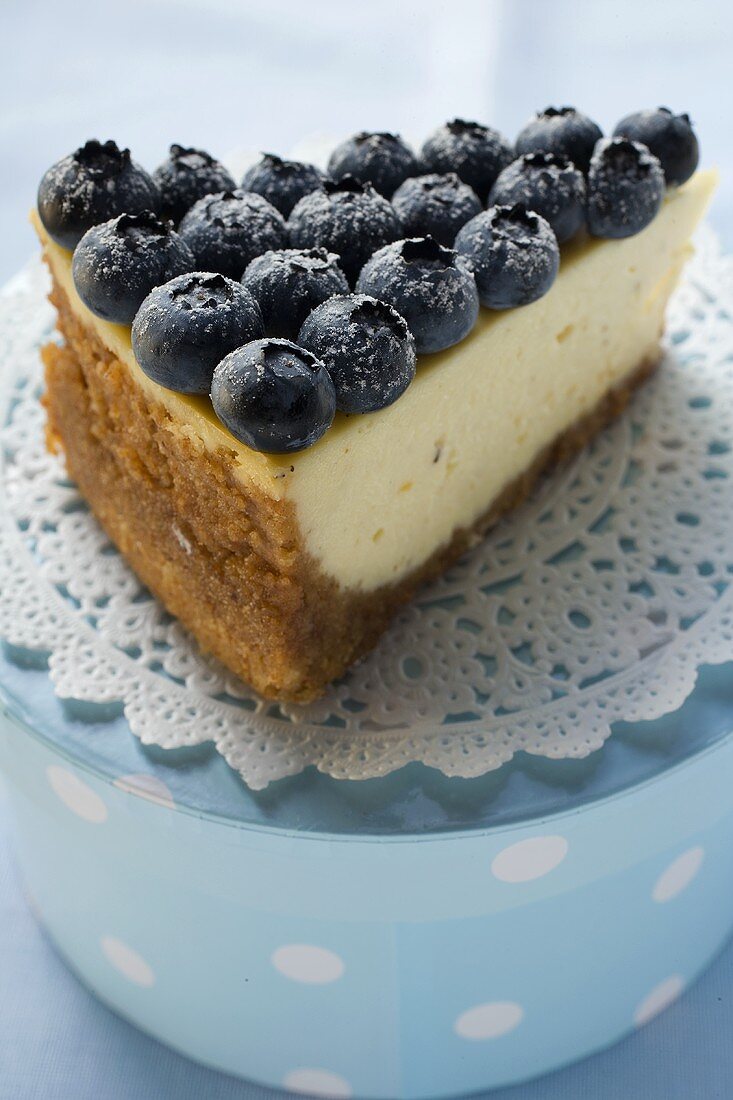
[34,169,717,701]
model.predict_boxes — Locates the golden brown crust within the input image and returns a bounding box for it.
[42,271,659,702]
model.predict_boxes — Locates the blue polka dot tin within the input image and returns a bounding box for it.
[1,645,733,1098]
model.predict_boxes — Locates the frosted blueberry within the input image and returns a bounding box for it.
[357,236,479,354]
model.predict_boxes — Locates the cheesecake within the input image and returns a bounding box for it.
[33,115,717,702]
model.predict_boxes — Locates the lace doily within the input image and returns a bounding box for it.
[1,233,732,790]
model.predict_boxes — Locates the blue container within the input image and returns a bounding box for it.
[1,644,733,1099]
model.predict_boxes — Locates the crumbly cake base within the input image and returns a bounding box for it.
[42,273,659,702]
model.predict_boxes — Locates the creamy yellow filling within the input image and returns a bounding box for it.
[35,169,717,591]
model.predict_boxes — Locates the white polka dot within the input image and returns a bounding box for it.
[46,765,108,824]
[283,1068,352,1098]
[633,975,685,1027]
[491,835,568,883]
[113,773,175,809]
[272,944,345,984]
[653,847,704,903]
[454,1001,524,1040]
[101,935,155,988]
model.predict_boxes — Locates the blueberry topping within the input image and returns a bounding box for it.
[516,106,603,173]
[152,144,236,225]
[241,247,349,340]
[327,132,419,198]
[211,339,336,453]
[489,153,586,243]
[72,211,195,324]
[299,294,416,414]
[420,119,514,202]
[131,272,264,394]
[177,190,286,280]
[454,204,559,310]
[391,173,482,247]
[288,176,402,285]
[241,154,325,217]
[356,236,479,354]
[586,137,665,239]
[613,107,699,186]
[37,139,160,250]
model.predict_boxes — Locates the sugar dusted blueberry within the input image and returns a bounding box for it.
[586,137,665,239]
[241,154,325,217]
[391,173,482,247]
[288,176,402,285]
[153,144,236,225]
[211,339,336,453]
[131,272,264,394]
[516,106,603,173]
[489,153,586,243]
[72,211,195,324]
[454,204,559,309]
[299,293,416,413]
[327,132,419,198]
[613,107,699,186]
[37,139,160,250]
[420,119,514,202]
[178,190,287,279]
[241,247,349,340]
[356,236,479,354]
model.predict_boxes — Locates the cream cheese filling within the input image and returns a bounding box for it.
[35,169,717,592]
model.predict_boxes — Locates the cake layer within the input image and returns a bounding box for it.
[37,170,716,700]
[33,168,717,594]
[42,278,656,701]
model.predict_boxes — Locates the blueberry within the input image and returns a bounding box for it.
[391,173,482,247]
[241,247,348,342]
[37,139,160,250]
[241,154,325,217]
[586,137,665,239]
[357,237,479,355]
[178,190,286,280]
[288,177,402,285]
[299,294,416,413]
[516,106,603,173]
[420,119,514,202]
[454,204,559,310]
[327,132,419,198]
[211,339,336,453]
[489,153,586,243]
[613,107,699,186]
[72,211,195,325]
[132,272,264,394]
[152,144,236,225]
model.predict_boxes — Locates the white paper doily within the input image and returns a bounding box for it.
[1,233,732,789]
